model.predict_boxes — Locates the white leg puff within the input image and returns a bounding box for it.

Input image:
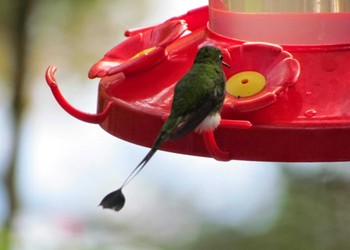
[195,112,221,133]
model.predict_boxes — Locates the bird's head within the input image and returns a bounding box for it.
[194,46,229,68]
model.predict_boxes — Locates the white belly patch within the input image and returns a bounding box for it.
[195,113,221,133]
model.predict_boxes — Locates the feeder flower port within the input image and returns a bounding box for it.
[88,20,188,79]
[46,4,350,162]
[225,42,300,112]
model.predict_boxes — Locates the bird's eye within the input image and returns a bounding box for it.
[219,55,223,61]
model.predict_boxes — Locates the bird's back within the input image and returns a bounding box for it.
[171,63,225,116]
[161,62,226,141]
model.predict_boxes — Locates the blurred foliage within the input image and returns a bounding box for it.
[0,228,11,250]
[176,168,350,250]
[0,0,17,83]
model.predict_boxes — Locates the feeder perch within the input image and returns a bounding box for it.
[45,0,350,162]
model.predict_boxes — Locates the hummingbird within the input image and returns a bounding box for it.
[99,45,229,211]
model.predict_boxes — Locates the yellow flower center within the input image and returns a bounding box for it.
[226,71,267,98]
[130,47,156,60]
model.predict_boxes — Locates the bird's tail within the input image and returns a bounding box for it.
[120,131,167,188]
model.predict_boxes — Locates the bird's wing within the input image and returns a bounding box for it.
[167,96,217,140]
[165,64,225,140]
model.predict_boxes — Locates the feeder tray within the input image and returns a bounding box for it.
[45,4,350,162]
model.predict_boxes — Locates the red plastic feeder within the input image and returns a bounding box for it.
[45,1,350,162]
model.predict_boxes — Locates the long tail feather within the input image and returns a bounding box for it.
[121,146,158,188]
[121,130,167,188]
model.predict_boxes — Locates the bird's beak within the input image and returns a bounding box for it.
[222,61,230,68]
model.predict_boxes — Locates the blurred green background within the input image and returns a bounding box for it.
[1,1,350,249]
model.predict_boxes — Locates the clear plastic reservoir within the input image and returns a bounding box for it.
[209,0,350,45]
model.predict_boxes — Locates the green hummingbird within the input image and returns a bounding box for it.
[99,45,229,211]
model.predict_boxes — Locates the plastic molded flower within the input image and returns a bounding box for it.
[88,20,188,79]
[225,42,300,112]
